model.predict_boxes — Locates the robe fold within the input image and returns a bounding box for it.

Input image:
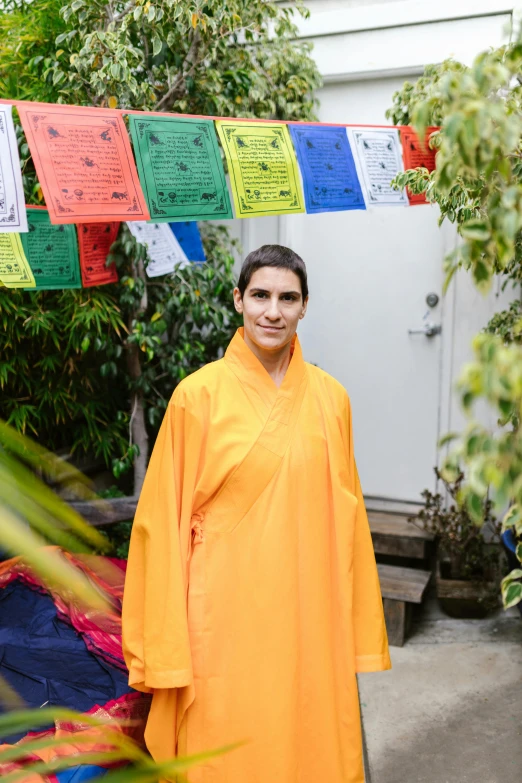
[122,327,391,783]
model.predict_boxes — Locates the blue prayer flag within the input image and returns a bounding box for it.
[289,125,365,214]
[169,221,206,262]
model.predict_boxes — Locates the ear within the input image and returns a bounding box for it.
[299,295,309,320]
[233,287,243,313]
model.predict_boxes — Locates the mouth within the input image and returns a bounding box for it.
[259,325,284,333]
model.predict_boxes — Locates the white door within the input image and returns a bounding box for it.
[280,77,448,503]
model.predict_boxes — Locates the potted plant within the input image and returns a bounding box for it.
[408,468,505,618]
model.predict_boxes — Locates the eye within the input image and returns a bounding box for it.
[253,292,268,298]
[282,294,298,301]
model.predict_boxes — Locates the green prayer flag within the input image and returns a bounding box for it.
[128,115,233,222]
[21,208,81,290]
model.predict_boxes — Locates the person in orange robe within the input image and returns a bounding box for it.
[122,244,391,783]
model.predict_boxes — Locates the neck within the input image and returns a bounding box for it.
[243,330,293,388]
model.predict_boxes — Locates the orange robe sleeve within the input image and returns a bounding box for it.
[122,381,204,763]
[343,393,392,674]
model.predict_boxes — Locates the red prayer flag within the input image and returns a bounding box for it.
[400,126,439,205]
[78,221,120,287]
[17,104,150,224]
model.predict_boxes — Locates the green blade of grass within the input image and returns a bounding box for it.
[0,419,93,492]
[0,729,144,766]
[0,750,133,783]
[98,741,247,783]
[0,455,108,551]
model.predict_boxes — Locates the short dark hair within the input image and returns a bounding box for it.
[237,244,308,300]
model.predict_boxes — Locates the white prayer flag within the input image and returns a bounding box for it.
[0,105,28,232]
[127,221,189,277]
[347,128,408,207]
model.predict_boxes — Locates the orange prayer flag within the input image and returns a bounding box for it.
[17,103,150,224]
[400,126,439,205]
[77,221,120,287]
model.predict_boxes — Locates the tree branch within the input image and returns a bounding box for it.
[153,29,202,111]
[109,0,136,26]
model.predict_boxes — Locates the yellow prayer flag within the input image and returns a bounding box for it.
[0,233,36,288]
[215,120,305,218]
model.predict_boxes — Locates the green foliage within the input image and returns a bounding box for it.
[437,326,522,610]
[0,287,129,463]
[387,46,522,294]
[103,520,133,558]
[52,0,321,118]
[386,34,522,607]
[439,333,522,514]
[484,297,522,344]
[0,226,241,477]
[386,62,468,127]
[109,224,242,481]
[409,468,504,611]
[113,223,242,429]
[0,419,111,605]
[0,0,68,103]
[1,0,321,118]
[502,568,522,608]
[0,0,320,492]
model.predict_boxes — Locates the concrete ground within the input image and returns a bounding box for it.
[358,597,522,783]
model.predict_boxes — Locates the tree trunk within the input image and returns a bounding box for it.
[127,371,149,495]
[126,255,149,495]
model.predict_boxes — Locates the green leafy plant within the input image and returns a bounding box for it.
[110,223,243,488]
[0,0,321,494]
[386,25,522,608]
[0,287,130,467]
[409,468,504,611]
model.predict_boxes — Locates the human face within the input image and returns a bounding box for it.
[233,266,308,353]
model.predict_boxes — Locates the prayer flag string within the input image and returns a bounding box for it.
[0,98,439,289]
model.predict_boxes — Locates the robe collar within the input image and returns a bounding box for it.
[224,327,306,410]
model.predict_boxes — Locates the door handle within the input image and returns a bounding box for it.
[408,323,442,337]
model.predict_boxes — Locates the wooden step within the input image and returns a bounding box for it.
[377,563,432,647]
[377,563,431,604]
[369,511,434,559]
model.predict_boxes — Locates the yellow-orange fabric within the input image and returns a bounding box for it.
[122,327,391,783]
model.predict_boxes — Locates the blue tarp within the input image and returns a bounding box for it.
[0,580,130,743]
[57,765,109,782]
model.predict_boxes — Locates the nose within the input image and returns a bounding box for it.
[265,296,282,321]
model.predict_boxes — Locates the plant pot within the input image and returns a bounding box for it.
[436,563,498,619]
[502,529,521,572]
[501,529,522,619]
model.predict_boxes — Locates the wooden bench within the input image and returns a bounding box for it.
[377,563,431,647]
[368,511,434,560]
[367,512,434,647]
[69,496,139,526]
